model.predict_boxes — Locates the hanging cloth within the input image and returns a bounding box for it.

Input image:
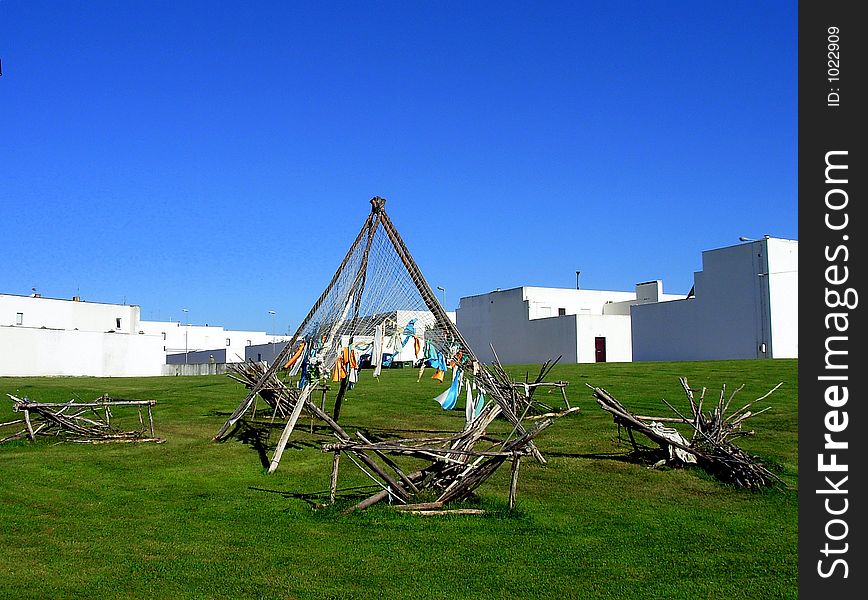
[289,340,308,378]
[388,326,402,353]
[297,349,311,388]
[283,340,306,370]
[401,319,417,348]
[465,379,475,426]
[435,368,462,410]
[372,324,383,370]
[474,388,486,418]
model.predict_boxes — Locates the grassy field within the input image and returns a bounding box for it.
[0,359,797,600]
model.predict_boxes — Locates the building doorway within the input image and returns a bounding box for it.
[594,337,607,363]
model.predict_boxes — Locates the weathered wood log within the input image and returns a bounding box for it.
[402,509,486,516]
[329,451,340,504]
[508,455,521,509]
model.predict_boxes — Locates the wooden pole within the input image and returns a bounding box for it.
[329,451,340,504]
[332,377,350,422]
[508,454,521,509]
[268,385,314,473]
[23,409,35,442]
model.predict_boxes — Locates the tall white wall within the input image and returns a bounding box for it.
[0,326,164,377]
[767,239,799,358]
[457,287,637,364]
[631,238,798,361]
[576,315,633,363]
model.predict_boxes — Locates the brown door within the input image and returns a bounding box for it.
[594,337,607,363]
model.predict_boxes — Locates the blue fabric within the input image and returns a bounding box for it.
[382,353,394,367]
[440,369,461,410]
[298,354,309,388]
[401,319,417,347]
[473,391,485,418]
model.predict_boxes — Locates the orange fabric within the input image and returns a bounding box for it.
[332,354,349,381]
[448,350,463,367]
[282,341,306,370]
[349,348,358,369]
[431,369,445,382]
[413,336,422,358]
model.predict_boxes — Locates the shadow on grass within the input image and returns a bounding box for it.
[236,423,271,468]
[249,484,381,510]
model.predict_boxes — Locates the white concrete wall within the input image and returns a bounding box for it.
[457,288,529,363]
[629,298,704,362]
[525,314,580,364]
[0,326,164,377]
[766,238,799,358]
[1,294,140,334]
[631,238,798,361]
[576,314,633,363]
[457,286,636,364]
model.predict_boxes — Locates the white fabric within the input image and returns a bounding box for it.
[649,421,697,464]
[372,324,383,378]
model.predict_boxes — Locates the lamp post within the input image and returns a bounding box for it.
[182,308,189,364]
[436,286,446,310]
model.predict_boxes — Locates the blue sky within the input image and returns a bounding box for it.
[0,1,796,333]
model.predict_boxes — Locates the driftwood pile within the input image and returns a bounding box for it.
[1,394,163,444]
[230,358,577,514]
[227,361,298,419]
[491,355,573,418]
[590,377,783,489]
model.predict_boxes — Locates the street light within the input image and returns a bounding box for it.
[436,286,446,310]
[268,310,276,336]
[182,308,189,364]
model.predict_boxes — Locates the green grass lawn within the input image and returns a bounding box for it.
[0,359,797,600]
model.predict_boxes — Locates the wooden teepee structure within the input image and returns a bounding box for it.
[214,197,574,511]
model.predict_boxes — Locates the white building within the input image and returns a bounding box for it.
[137,320,281,364]
[631,237,798,361]
[0,293,281,376]
[457,282,685,364]
[0,293,165,377]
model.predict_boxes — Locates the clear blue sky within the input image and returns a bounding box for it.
[1,1,796,334]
